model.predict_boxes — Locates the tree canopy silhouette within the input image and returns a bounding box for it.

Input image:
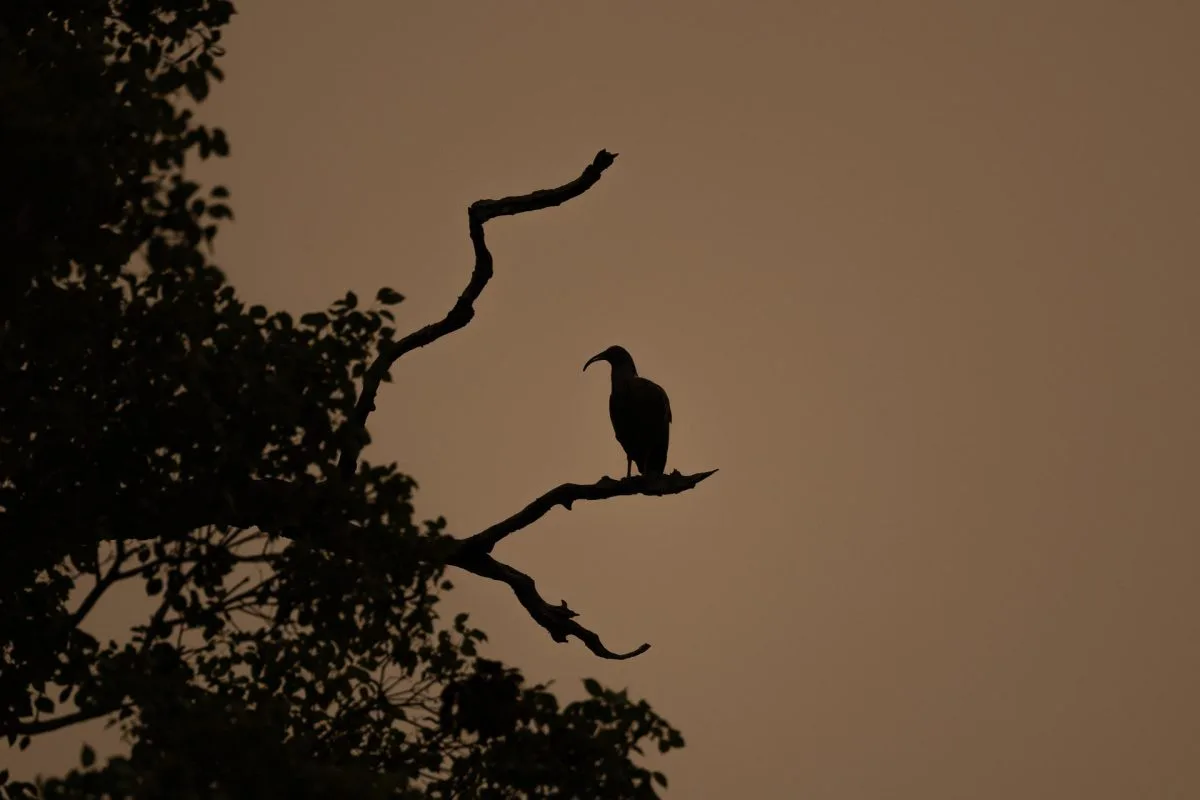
[0,2,716,797]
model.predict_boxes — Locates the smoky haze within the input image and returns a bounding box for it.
[11,1,1200,797]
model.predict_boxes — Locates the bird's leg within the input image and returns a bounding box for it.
[626,459,632,479]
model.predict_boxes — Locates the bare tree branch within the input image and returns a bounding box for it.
[337,149,619,480]
[446,469,718,659]
[457,470,718,557]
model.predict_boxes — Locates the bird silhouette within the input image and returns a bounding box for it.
[583,345,672,478]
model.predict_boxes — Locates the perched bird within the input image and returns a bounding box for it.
[583,345,672,478]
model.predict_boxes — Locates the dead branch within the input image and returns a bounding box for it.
[447,469,717,659]
[338,149,619,480]
[458,470,719,557]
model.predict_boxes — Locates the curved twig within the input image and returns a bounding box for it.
[448,550,650,660]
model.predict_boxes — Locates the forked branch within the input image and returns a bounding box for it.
[448,470,717,659]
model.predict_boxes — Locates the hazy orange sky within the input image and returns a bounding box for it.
[11,1,1200,797]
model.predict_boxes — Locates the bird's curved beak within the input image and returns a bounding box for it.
[582,353,605,372]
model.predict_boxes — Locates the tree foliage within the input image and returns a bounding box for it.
[0,2,684,797]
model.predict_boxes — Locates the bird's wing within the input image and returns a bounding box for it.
[639,378,671,473]
[637,378,670,425]
[609,377,672,474]
[609,387,641,459]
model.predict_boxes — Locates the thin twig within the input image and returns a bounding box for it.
[70,539,130,628]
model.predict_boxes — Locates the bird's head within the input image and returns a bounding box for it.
[583,345,638,376]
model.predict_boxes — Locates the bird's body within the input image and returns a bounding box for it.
[583,346,672,477]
